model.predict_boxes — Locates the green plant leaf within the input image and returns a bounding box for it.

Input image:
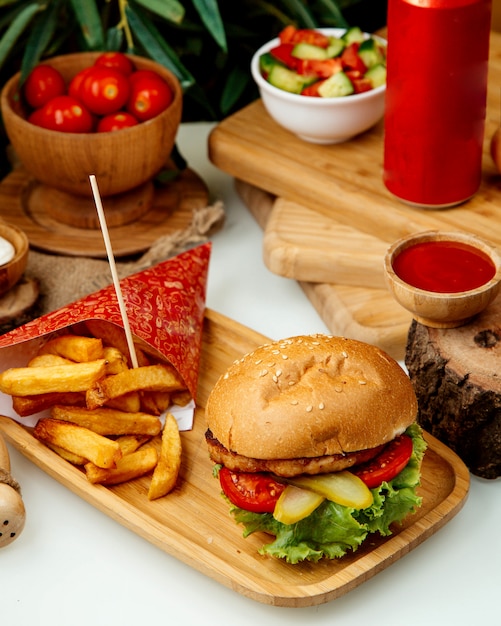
[278,0,317,27]
[191,0,227,51]
[125,3,195,90]
[0,1,39,73]
[315,0,349,28]
[68,0,105,50]
[19,0,61,84]
[105,26,124,52]
[133,0,185,24]
[219,65,247,115]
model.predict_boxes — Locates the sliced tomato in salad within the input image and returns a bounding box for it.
[341,42,368,73]
[219,467,286,513]
[296,57,343,78]
[345,70,373,94]
[269,43,298,69]
[279,25,330,48]
[352,434,414,489]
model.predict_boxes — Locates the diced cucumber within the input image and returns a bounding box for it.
[326,36,345,58]
[317,71,354,97]
[267,64,308,94]
[365,63,387,88]
[342,26,365,44]
[259,52,280,76]
[358,38,385,68]
[292,42,328,60]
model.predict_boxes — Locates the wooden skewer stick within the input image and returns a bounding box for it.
[89,175,139,369]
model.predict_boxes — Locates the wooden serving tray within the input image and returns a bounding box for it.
[0,308,469,607]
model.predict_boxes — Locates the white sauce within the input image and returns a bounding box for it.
[0,237,16,266]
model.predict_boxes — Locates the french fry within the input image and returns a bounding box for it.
[50,405,162,437]
[33,418,122,469]
[114,434,152,455]
[148,413,182,500]
[38,335,104,362]
[171,389,192,407]
[46,443,88,465]
[86,363,186,409]
[83,320,150,367]
[140,390,171,416]
[105,391,141,413]
[0,360,107,396]
[85,447,158,485]
[103,346,129,375]
[28,354,74,368]
[12,391,85,417]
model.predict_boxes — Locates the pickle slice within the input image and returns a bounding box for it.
[289,471,373,510]
[273,485,324,525]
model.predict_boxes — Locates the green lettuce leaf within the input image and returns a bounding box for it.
[226,424,427,564]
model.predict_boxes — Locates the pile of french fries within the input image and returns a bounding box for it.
[0,320,189,500]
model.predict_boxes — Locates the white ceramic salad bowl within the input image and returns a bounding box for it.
[250,27,387,144]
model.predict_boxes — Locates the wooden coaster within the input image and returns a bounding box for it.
[0,166,210,258]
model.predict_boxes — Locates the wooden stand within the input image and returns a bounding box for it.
[27,180,155,229]
[0,166,210,258]
[406,296,501,479]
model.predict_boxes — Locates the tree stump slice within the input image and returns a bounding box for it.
[405,296,501,479]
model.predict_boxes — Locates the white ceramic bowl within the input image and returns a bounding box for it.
[250,28,386,144]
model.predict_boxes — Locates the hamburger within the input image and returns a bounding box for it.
[205,334,427,563]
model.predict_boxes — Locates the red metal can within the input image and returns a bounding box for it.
[383,0,492,208]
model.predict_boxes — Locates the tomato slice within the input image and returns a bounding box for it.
[219,467,285,513]
[352,434,414,489]
[278,25,330,48]
[269,43,298,70]
[341,42,367,74]
[296,58,343,79]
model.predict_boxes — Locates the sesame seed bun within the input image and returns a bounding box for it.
[205,334,417,460]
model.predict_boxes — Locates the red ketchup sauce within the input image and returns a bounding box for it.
[392,240,496,293]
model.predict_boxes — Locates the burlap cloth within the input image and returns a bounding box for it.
[25,201,225,315]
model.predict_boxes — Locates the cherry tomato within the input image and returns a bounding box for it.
[126,70,173,121]
[23,65,66,109]
[352,434,414,489]
[219,467,286,513]
[79,66,130,116]
[28,95,94,133]
[97,111,139,132]
[94,51,134,76]
[68,67,93,101]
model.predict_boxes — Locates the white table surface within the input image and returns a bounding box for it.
[1,122,498,626]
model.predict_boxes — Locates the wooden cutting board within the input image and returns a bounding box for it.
[208,32,501,254]
[236,180,411,361]
[263,195,388,288]
[0,308,470,607]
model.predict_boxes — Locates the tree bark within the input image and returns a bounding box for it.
[405,297,501,479]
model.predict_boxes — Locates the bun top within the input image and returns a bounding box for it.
[205,334,417,460]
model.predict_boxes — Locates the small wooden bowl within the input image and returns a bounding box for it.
[384,230,501,328]
[0,222,29,296]
[0,52,182,198]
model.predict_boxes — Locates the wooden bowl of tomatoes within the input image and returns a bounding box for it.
[1,52,182,199]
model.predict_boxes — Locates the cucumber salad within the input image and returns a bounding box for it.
[259,25,387,98]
